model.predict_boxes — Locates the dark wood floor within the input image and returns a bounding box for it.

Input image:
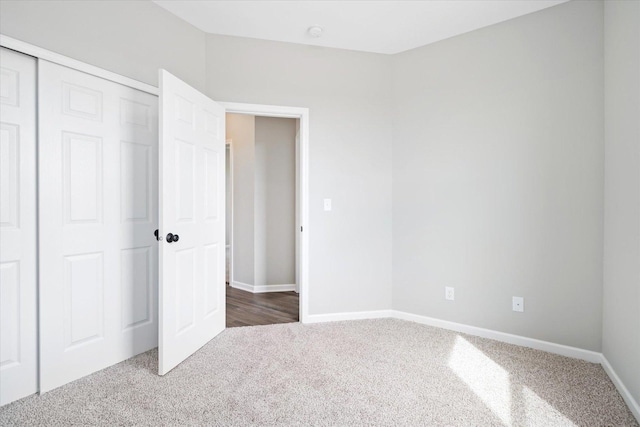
[226,285,299,328]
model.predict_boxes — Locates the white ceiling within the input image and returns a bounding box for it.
[153,0,569,55]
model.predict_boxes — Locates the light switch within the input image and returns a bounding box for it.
[323,199,332,211]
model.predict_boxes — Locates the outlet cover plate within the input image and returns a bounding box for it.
[445,287,455,301]
[513,296,524,312]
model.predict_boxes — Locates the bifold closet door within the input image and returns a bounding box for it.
[0,48,37,405]
[39,60,159,392]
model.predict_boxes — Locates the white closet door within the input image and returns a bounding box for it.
[39,60,159,392]
[0,48,37,406]
[159,70,225,375]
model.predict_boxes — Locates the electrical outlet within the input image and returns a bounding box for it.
[512,296,524,312]
[445,287,455,301]
[323,198,332,211]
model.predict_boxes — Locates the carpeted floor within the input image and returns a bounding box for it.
[0,319,637,426]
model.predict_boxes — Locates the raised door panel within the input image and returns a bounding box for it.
[0,262,20,369]
[204,150,220,221]
[63,253,104,349]
[175,140,196,223]
[121,247,152,330]
[121,141,151,222]
[0,47,37,406]
[175,248,196,334]
[0,124,19,228]
[63,132,104,224]
[203,244,220,318]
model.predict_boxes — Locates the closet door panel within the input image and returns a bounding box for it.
[39,61,158,392]
[0,47,37,406]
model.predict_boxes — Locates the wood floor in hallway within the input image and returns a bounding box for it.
[226,285,299,327]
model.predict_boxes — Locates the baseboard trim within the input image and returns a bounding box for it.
[254,284,296,293]
[390,310,602,363]
[304,310,393,324]
[304,308,600,362]
[230,281,296,293]
[230,281,254,292]
[601,355,640,422]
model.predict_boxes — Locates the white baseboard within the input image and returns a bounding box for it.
[230,281,296,293]
[230,281,254,292]
[303,308,600,362]
[601,355,640,422]
[390,310,603,363]
[254,284,296,293]
[304,310,393,324]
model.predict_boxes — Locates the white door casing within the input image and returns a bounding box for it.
[159,70,225,375]
[38,60,159,392]
[220,102,309,322]
[294,120,301,293]
[0,47,37,406]
[225,139,233,286]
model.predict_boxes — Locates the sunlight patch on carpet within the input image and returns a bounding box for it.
[522,385,576,426]
[448,335,512,425]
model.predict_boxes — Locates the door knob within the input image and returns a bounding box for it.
[166,233,180,243]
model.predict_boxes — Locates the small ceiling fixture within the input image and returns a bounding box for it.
[307,26,323,38]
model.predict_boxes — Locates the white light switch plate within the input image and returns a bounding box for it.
[323,199,332,211]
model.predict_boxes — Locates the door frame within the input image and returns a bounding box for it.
[225,139,234,287]
[220,102,310,324]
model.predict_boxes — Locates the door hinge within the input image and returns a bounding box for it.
[301,226,303,232]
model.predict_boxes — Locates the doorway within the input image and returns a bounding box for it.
[224,108,307,327]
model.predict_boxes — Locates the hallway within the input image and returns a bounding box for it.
[226,286,299,327]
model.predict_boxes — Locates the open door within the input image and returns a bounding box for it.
[158,70,226,375]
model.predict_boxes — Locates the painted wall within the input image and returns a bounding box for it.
[0,0,206,91]
[255,117,297,286]
[603,0,640,405]
[254,121,267,288]
[206,35,394,314]
[229,116,306,288]
[226,113,256,285]
[391,0,604,351]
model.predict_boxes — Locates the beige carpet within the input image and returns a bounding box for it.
[0,319,636,426]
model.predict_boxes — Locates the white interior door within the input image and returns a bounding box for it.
[159,70,225,375]
[0,47,37,405]
[39,60,159,392]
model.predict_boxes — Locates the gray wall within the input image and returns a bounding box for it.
[254,118,267,287]
[391,0,604,350]
[226,113,256,285]
[255,117,297,286]
[0,0,206,91]
[228,115,297,288]
[603,0,640,404]
[206,35,394,314]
